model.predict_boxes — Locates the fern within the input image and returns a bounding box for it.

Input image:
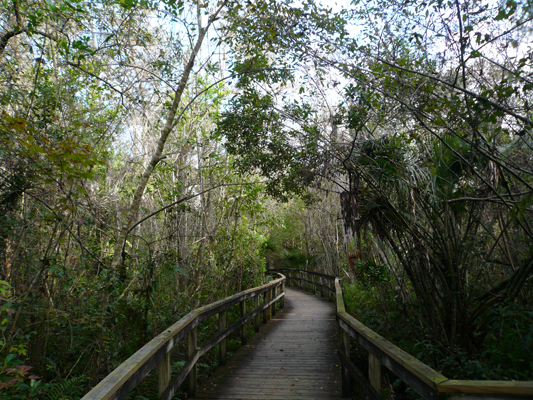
[43,375,89,400]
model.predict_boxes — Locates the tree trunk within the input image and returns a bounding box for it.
[109,6,223,272]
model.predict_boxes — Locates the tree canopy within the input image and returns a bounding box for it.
[0,0,532,395]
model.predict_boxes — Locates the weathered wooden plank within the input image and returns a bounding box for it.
[198,396,340,400]
[444,396,533,400]
[438,380,533,396]
[335,278,346,314]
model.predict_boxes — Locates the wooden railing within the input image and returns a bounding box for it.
[276,269,533,400]
[82,273,286,400]
[278,268,336,300]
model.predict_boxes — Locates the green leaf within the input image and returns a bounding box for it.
[495,0,517,20]
[494,9,507,20]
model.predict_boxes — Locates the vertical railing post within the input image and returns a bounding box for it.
[320,276,324,297]
[341,328,352,398]
[219,311,227,365]
[369,353,381,392]
[313,274,316,294]
[158,352,171,397]
[187,326,197,398]
[263,291,268,323]
[240,300,247,345]
[254,294,260,332]
[266,289,272,321]
[280,281,285,309]
[271,286,276,316]
[298,271,302,289]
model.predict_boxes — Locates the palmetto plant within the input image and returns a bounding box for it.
[343,130,533,356]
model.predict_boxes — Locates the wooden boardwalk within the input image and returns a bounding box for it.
[196,287,343,400]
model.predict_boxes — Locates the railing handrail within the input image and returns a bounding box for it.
[272,268,336,280]
[277,268,533,399]
[270,269,336,300]
[82,273,286,400]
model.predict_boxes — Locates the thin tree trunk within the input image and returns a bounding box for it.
[109,5,224,272]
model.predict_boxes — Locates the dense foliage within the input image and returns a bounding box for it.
[0,0,532,397]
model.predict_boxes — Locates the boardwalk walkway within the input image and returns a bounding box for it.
[196,287,342,400]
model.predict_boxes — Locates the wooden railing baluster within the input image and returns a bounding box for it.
[240,300,247,345]
[187,326,197,398]
[280,281,285,308]
[271,286,276,316]
[254,294,260,332]
[219,310,227,366]
[263,291,268,324]
[369,353,381,392]
[158,352,171,397]
[341,329,352,398]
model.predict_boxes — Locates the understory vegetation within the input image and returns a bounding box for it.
[1,0,532,397]
[343,262,533,383]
